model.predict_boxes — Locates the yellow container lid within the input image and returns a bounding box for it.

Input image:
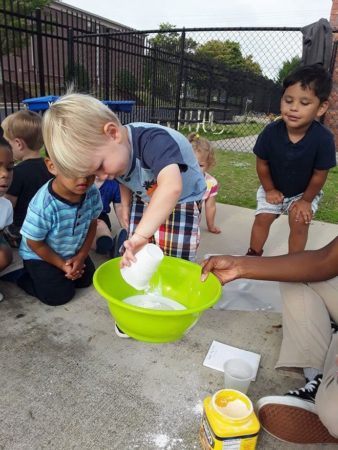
[204,389,260,439]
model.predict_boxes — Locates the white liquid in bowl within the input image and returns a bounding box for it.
[122,294,186,311]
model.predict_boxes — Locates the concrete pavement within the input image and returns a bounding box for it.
[0,204,337,450]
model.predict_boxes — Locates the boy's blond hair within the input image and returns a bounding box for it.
[188,132,216,169]
[2,110,43,151]
[42,93,121,177]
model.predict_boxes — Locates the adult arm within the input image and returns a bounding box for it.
[201,237,338,285]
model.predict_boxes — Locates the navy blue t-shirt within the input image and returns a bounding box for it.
[98,179,121,214]
[253,120,336,197]
[117,123,206,204]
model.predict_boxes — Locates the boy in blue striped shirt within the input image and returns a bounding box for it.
[17,155,102,306]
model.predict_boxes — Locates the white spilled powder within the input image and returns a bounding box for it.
[152,434,184,449]
[193,401,204,416]
[218,399,250,418]
[154,434,169,448]
[123,294,186,311]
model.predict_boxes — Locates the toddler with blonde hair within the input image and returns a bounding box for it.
[188,133,221,234]
[41,92,206,270]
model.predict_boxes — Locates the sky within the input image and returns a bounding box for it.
[62,0,332,30]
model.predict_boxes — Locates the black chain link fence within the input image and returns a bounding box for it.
[1,3,334,152]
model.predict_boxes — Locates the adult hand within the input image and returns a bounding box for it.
[200,255,242,285]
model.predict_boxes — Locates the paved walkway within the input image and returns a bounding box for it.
[213,134,259,152]
[1,204,337,450]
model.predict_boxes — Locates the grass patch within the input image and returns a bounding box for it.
[210,150,338,224]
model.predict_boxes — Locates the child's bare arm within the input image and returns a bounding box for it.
[27,238,66,271]
[205,196,221,234]
[302,169,328,203]
[5,193,17,208]
[113,203,124,228]
[119,184,132,229]
[121,164,182,266]
[256,157,283,203]
[67,219,97,276]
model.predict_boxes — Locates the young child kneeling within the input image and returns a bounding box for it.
[17,156,102,306]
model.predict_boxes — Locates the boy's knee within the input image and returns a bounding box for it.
[255,213,276,226]
[0,245,13,271]
[36,283,76,306]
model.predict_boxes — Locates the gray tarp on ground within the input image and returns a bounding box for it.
[301,18,333,69]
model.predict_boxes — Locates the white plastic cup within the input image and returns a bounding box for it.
[223,358,254,394]
[120,243,164,290]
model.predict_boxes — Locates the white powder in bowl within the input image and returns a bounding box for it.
[123,294,186,311]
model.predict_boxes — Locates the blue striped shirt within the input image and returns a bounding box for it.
[19,181,102,260]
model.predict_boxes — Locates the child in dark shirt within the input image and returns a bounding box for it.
[247,65,336,256]
[2,110,52,248]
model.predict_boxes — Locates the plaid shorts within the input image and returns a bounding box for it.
[129,196,202,261]
[255,185,323,216]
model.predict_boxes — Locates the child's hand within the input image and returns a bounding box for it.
[64,254,86,279]
[289,199,313,224]
[208,225,221,234]
[120,233,148,268]
[266,189,284,204]
[61,261,83,280]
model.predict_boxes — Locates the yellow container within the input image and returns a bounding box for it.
[200,389,260,450]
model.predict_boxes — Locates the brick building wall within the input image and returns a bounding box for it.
[326,0,338,149]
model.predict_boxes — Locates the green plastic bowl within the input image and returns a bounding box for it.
[93,256,222,343]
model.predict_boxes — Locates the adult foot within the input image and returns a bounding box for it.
[256,394,338,444]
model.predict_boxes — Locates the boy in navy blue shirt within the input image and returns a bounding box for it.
[247,65,336,256]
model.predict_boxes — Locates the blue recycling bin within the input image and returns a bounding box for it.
[22,96,135,114]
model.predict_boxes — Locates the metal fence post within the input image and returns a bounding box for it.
[150,46,158,121]
[104,28,110,99]
[174,28,186,130]
[67,28,75,86]
[35,8,45,96]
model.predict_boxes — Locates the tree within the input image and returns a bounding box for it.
[277,56,301,84]
[195,40,262,75]
[0,1,51,55]
[64,63,91,92]
[116,69,137,97]
[0,1,51,86]
[144,23,198,101]
[148,23,197,55]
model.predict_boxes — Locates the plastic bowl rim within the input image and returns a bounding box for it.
[93,256,222,316]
